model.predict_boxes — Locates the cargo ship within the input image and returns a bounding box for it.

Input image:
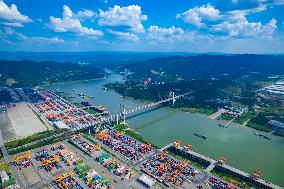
[194,133,207,139]
[81,100,92,107]
[94,105,108,114]
[254,132,271,140]
[78,93,86,97]
[102,87,109,91]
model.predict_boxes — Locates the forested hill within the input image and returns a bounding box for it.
[125,54,284,80]
[0,60,104,87]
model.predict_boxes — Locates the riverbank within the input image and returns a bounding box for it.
[38,76,106,89]
[180,107,284,137]
[179,107,215,115]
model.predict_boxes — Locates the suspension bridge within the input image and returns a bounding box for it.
[73,91,191,131]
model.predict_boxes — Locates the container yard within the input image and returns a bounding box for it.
[33,143,82,175]
[69,134,101,156]
[33,91,97,130]
[13,152,43,187]
[74,163,112,189]
[35,149,62,173]
[10,140,138,189]
[53,171,83,189]
[141,151,198,188]
[140,151,237,189]
[69,134,136,181]
[97,153,136,180]
[58,148,80,166]
[95,129,155,164]
[9,138,275,189]
[13,152,33,170]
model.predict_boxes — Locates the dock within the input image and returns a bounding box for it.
[209,109,225,119]
[164,144,283,189]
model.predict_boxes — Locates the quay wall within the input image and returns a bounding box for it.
[167,146,282,189]
[213,165,276,189]
[167,146,211,167]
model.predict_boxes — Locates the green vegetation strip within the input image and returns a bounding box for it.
[234,112,254,124]
[5,129,68,150]
[84,108,100,115]
[8,137,66,155]
[179,107,215,115]
[114,124,159,148]
[217,114,235,121]
[0,161,10,172]
[115,124,146,143]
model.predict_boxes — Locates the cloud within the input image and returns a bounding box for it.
[74,9,96,20]
[108,29,139,41]
[147,25,224,44]
[176,4,220,28]
[178,2,278,39]
[147,26,187,42]
[240,0,284,7]
[212,18,277,38]
[0,21,23,27]
[215,0,284,15]
[29,36,64,44]
[98,5,147,33]
[0,1,32,27]
[2,27,64,44]
[48,5,102,38]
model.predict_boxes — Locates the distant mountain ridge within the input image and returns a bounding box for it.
[0,51,196,69]
[125,54,284,80]
[0,60,104,87]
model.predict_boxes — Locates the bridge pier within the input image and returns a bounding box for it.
[116,114,119,125]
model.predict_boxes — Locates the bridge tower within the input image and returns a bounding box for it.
[119,104,126,124]
[104,68,107,78]
[122,105,126,124]
[116,114,119,125]
[169,91,176,106]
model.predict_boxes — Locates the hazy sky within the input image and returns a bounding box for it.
[0,0,284,53]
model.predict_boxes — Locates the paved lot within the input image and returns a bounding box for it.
[19,165,42,186]
[0,111,17,141]
[7,102,46,138]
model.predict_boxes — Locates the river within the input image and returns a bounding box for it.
[45,74,284,187]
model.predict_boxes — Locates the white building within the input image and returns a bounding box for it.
[0,171,9,183]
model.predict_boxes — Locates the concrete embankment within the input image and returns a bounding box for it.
[209,109,225,119]
[167,145,282,189]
